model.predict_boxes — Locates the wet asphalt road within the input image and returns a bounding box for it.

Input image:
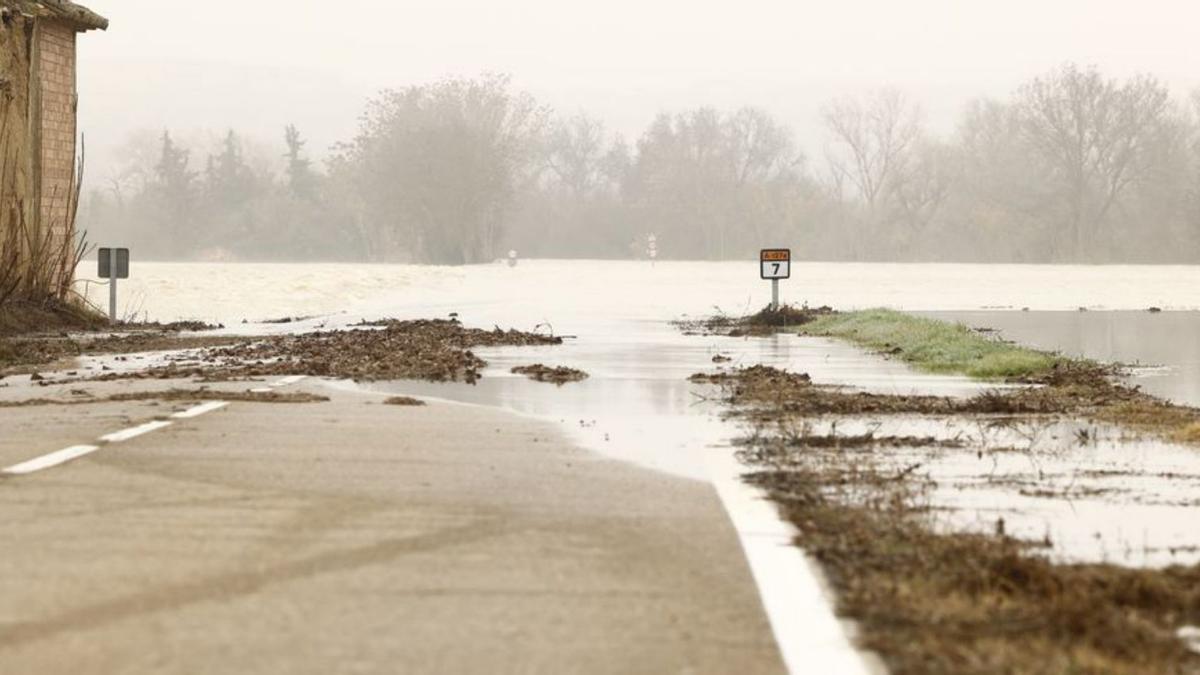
[0,376,784,674]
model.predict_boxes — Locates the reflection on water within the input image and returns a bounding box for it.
[926,311,1200,407]
[364,321,998,481]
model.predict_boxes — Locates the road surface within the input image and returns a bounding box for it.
[0,375,784,673]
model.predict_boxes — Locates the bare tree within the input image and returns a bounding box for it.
[822,89,921,212]
[543,114,612,199]
[1016,64,1171,260]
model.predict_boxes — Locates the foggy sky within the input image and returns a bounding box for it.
[77,0,1200,185]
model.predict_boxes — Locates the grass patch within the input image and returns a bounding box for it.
[800,309,1062,380]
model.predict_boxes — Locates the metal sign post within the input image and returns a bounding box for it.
[98,248,130,324]
[760,248,791,311]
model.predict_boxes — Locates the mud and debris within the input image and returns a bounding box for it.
[702,360,1200,673]
[0,387,328,407]
[189,319,560,384]
[109,389,329,404]
[696,362,1200,442]
[749,461,1200,674]
[383,396,426,406]
[675,304,836,337]
[511,364,589,385]
[1,331,242,375]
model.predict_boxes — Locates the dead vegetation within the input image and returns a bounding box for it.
[186,319,560,384]
[696,362,1200,444]
[0,387,328,407]
[383,396,426,406]
[0,331,242,375]
[706,363,1200,673]
[511,363,589,385]
[750,461,1200,674]
[675,303,835,337]
[55,318,561,385]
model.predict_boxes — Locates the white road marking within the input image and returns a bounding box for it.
[272,375,307,387]
[171,401,229,419]
[98,420,173,443]
[250,387,272,393]
[704,448,881,675]
[3,445,101,475]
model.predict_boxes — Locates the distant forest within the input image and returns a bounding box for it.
[81,64,1200,265]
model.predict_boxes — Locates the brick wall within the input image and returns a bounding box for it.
[36,19,77,247]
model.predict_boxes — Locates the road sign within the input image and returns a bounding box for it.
[760,249,790,280]
[98,248,129,279]
[98,248,129,324]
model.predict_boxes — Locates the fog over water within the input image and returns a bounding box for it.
[75,1,1200,265]
[79,0,1200,175]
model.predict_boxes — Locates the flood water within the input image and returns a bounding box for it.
[926,311,1200,407]
[73,260,1200,568]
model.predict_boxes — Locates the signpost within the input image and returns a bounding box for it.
[760,248,791,310]
[98,248,129,324]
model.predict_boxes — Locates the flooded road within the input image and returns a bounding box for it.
[71,260,1200,570]
[57,259,1200,667]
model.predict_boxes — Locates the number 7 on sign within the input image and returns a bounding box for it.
[760,249,791,280]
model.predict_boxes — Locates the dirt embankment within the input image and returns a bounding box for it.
[697,364,1200,673]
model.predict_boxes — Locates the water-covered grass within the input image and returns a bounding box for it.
[800,309,1062,380]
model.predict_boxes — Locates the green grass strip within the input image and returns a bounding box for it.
[799,309,1062,380]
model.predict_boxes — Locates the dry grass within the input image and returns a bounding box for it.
[709,360,1200,672]
[752,463,1200,674]
[0,108,98,331]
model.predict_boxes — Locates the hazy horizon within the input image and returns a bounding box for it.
[77,0,1200,184]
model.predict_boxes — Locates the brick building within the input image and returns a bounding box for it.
[0,0,106,266]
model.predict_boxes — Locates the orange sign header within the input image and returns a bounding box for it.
[760,249,790,262]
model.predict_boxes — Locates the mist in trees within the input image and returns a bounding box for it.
[80,64,1200,265]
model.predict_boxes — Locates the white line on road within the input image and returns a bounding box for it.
[250,387,272,393]
[3,398,231,478]
[3,445,101,475]
[704,448,881,675]
[272,375,307,387]
[98,420,174,443]
[171,401,229,419]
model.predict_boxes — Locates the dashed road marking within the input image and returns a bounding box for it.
[4,395,238,477]
[3,373,310,478]
[252,375,307,394]
[3,445,101,476]
[171,401,229,419]
[98,420,174,443]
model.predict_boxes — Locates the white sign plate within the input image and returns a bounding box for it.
[760,249,791,280]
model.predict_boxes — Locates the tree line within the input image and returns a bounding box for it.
[81,65,1200,264]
